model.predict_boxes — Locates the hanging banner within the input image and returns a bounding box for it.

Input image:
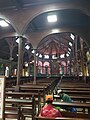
[0,76,5,120]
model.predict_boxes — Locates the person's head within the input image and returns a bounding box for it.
[57,89,63,98]
[45,95,53,104]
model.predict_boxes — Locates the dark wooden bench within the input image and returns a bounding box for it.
[61,76,90,83]
[6,87,45,94]
[5,95,36,120]
[54,95,90,103]
[58,82,90,95]
[34,108,90,120]
[34,116,90,120]
[61,86,90,91]
[56,77,90,113]
[60,83,90,88]
[61,111,90,118]
[5,77,61,120]
[59,90,90,96]
[6,76,33,87]
[5,91,42,112]
[5,78,60,111]
[52,101,90,114]
[5,106,23,120]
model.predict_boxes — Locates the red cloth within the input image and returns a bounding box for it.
[39,104,62,118]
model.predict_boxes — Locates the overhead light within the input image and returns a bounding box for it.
[68,51,70,54]
[68,48,71,51]
[25,45,30,50]
[66,53,69,57]
[52,55,57,59]
[0,20,9,27]
[39,54,42,58]
[36,53,38,56]
[60,54,65,58]
[47,15,57,22]
[44,55,49,59]
[25,63,28,67]
[32,50,35,53]
[70,33,75,40]
[69,42,72,47]
[16,38,19,43]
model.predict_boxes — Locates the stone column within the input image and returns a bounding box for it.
[80,38,84,76]
[33,49,36,84]
[65,54,67,75]
[69,55,72,75]
[6,37,16,76]
[16,36,22,91]
[75,35,78,76]
[50,54,52,75]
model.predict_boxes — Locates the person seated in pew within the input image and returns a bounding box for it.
[57,90,77,112]
[39,95,62,118]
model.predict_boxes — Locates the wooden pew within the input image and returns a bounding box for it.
[34,116,90,120]
[58,83,90,96]
[56,76,90,114]
[6,77,60,94]
[61,76,89,83]
[6,87,45,92]
[60,76,90,84]
[5,77,61,120]
[60,87,90,91]
[6,77,59,96]
[20,77,60,93]
[5,91,42,114]
[5,78,58,113]
[6,76,33,87]
[19,85,48,90]
[5,91,41,97]
[52,102,90,114]
[60,90,90,96]
[5,85,48,104]
[35,107,90,120]
[24,82,51,86]
[35,110,90,119]
[5,96,36,120]
[69,95,90,102]
[61,111,90,118]
[60,85,90,89]
[5,107,24,120]
[6,82,49,93]
[54,95,90,103]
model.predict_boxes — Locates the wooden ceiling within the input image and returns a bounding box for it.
[0,0,89,61]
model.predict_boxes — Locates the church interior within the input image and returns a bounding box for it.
[0,0,90,120]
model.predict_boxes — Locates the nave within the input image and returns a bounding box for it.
[5,76,90,120]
